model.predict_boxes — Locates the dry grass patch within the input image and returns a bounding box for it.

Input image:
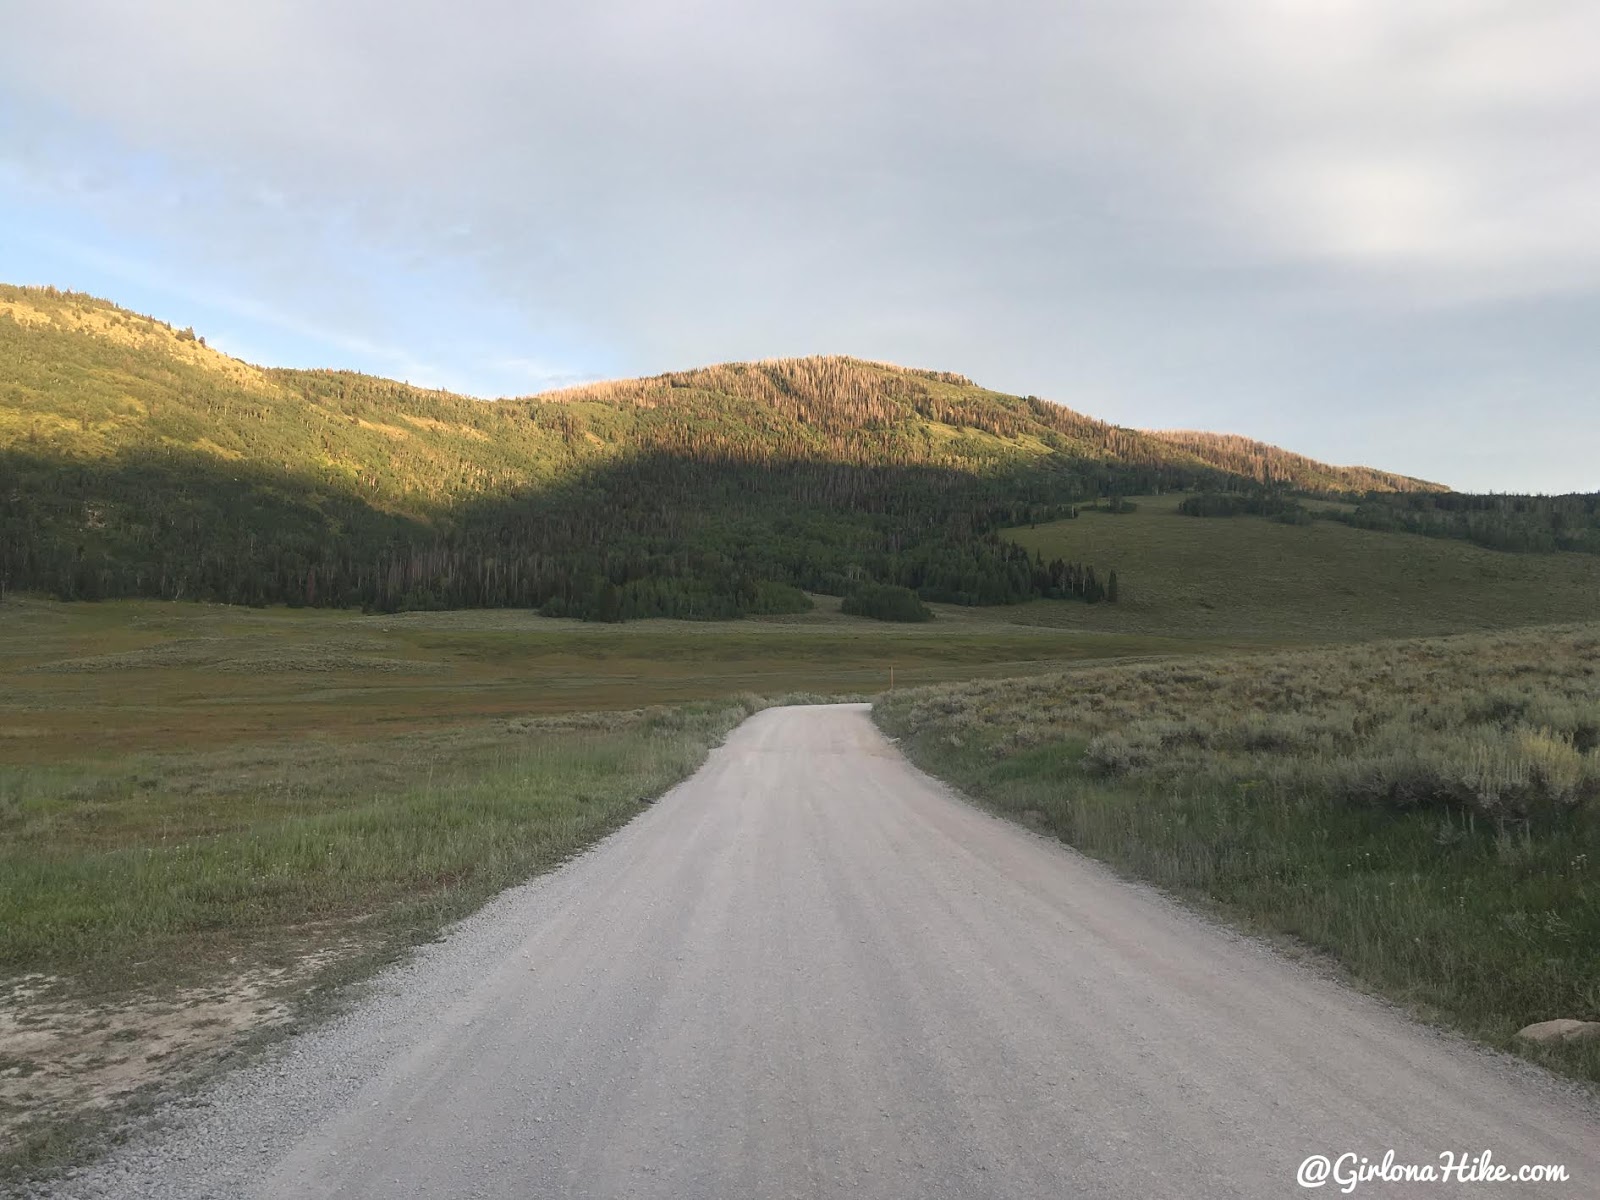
[0,945,355,1150]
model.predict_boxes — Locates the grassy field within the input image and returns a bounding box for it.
[874,623,1600,1083]
[1004,494,1600,641]
[0,592,1218,764]
[0,589,1210,1179]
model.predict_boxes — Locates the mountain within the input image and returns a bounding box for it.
[0,284,1442,619]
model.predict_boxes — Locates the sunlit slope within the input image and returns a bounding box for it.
[2,284,1438,504]
[1143,429,1442,494]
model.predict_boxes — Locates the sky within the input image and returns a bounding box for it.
[2,1,1597,493]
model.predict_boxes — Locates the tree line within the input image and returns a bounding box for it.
[1335,492,1600,555]
[1179,487,1600,556]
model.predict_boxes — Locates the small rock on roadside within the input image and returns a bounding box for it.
[1514,1019,1600,1045]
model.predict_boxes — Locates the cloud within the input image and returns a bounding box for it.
[1,1,1597,489]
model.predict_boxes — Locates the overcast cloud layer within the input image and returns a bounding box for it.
[3,0,1597,491]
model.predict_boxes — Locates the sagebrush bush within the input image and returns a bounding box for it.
[1083,732,1152,776]
[884,622,1600,820]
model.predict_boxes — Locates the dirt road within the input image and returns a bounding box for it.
[58,705,1598,1198]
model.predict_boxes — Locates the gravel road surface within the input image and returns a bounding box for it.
[46,704,1598,1199]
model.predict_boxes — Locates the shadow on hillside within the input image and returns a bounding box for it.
[0,444,1216,617]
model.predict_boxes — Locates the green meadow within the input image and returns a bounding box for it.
[1005,493,1600,642]
[0,593,1211,764]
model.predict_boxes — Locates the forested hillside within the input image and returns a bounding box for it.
[1146,429,1441,494]
[1,285,1439,619]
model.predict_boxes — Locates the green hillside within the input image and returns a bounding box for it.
[1006,495,1600,642]
[2,284,1438,620]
